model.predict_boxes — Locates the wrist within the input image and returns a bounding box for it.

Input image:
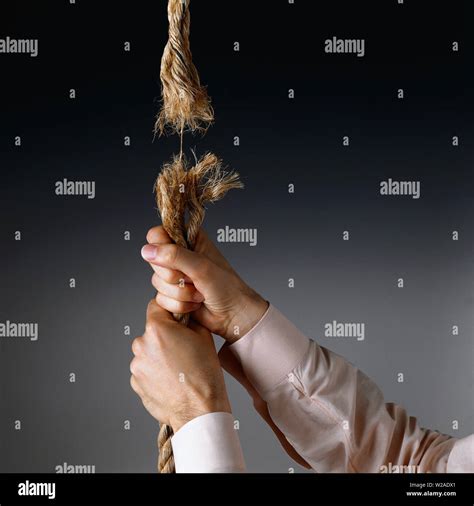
[170,397,232,433]
[225,291,269,344]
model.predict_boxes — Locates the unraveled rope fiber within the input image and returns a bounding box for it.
[155,0,214,135]
[156,153,243,255]
[154,0,242,474]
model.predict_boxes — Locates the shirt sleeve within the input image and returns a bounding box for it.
[228,304,471,473]
[171,412,246,473]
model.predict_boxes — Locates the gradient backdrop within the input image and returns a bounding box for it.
[0,0,472,473]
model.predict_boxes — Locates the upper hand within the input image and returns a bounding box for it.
[141,226,268,343]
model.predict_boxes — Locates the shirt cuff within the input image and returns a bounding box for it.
[171,412,246,473]
[229,304,311,396]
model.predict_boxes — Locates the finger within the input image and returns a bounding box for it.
[150,264,193,285]
[146,226,172,245]
[155,292,202,315]
[146,227,193,283]
[141,244,209,282]
[146,298,175,323]
[130,356,142,377]
[131,337,144,356]
[152,273,204,303]
[130,375,143,396]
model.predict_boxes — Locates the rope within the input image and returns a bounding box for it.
[153,0,243,473]
[155,0,214,136]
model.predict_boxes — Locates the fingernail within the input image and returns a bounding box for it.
[141,245,157,261]
[193,292,205,303]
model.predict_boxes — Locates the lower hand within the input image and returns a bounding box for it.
[130,299,232,432]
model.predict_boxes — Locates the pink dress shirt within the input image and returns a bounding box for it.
[171,305,474,473]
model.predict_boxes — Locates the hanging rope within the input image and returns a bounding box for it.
[155,0,214,136]
[154,0,243,474]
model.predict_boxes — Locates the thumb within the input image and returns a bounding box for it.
[141,243,210,284]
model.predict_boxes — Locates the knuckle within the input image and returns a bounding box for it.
[174,286,187,301]
[147,298,157,315]
[163,244,179,266]
[131,337,142,355]
[130,375,142,395]
[175,301,190,313]
[130,357,140,376]
[146,227,159,244]
[144,321,157,336]
[164,269,179,284]
[154,293,163,308]
[154,292,166,309]
[182,285,196,301]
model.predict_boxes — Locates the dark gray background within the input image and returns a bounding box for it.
[0,0,472,473]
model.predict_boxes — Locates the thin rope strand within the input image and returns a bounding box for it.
[179,123,184,162]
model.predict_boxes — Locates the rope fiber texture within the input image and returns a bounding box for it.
[155,0,214,136]
[154,0,242,474]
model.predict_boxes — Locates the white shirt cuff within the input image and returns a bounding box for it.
[171,412,246,473]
